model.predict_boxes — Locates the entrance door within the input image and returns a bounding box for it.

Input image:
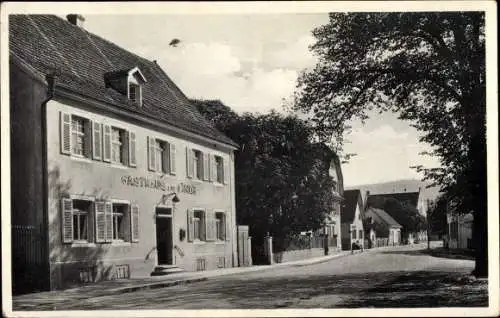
[156,211,173,265]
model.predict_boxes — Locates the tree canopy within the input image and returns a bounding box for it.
[293,12,487,276]
[193,100,337,259]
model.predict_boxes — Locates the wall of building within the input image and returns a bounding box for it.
[45,97,237,289]
[10,62,51,293]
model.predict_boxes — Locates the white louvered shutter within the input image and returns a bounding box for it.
[92,121,102,160]
[95,201,106,243]
[187,209,194,242]
[209,155,215,182]
[148,136,156,171]
[102,124,111,162]
[223,157,230,184]
[203,152,209,181]
[105,202,113,242]
[162,142,169,173]
[131,204,139,242]
[169,143,176,175]
[225,213,231,241]
[205,210,215,241]
[122,131,129,165]
[60,112,71,155]
[186,147,193,178]
[61,198,73,243]
[129,132,136,167]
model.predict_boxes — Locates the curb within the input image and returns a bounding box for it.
[108,277,209,295]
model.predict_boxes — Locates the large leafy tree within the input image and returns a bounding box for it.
[193,100,336,261]
[293,12,487,276]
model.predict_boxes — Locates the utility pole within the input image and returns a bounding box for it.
[426,199,432,250]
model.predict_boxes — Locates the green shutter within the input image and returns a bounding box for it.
[148,136,156,171]
[95,201,106,243]
[105,202,113,242]
[102,124,111,162]
[169,143,176,175]
[131,204,139,242]
[92,121,102,160]
[203,152,209,181]
[61,198,73,243]
[223,157,230,184]
[129,131,136,167]
[60,112,71,155]
[205,210,215,241]
[186,147,193,178]
[187,209,194,242]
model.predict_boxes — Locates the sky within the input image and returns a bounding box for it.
[83,14,441,187]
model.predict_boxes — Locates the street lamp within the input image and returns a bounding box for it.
[161,192,180,204]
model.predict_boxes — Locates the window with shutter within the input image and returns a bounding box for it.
[103,124,111,162]
[186,147,193,178]
[205,210,215,241]
[223,157,230,184]
[169,143,176,175]
[92,121,102,160]
[187,209,194,242]
[215,156,224,184]
[203,153,209,181]
[72,200,91,242]
[62,198,73,243]
[60,112,71,155]
[95,201,106,243]
[129,132,136,167]
[131,204,139,242]
[105,202,113,242]
[148,136,156,171]
[209,155,216,182]
[112,203,128,241]
[215,212,225,241]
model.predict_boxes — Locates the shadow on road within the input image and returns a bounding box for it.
[379,247,475,261]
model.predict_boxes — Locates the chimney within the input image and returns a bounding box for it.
[67,14,85,28]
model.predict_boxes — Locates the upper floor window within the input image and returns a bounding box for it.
[215,212,226,241]
[111,127,126,164]
[69,116,91,158]
[215,156,224,184]
[193,150,204,180]
[149,137,175,174]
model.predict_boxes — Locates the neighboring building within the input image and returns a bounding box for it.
[10,15,239,293]
[364,207,402,246]
[366,189,424,244]
[325,148,344,252]
[340,189,364,250]
[447,212,473,250]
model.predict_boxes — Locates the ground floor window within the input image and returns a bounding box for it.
[112,203,128,241]
[72,200,91,241]
[215,212,226,241]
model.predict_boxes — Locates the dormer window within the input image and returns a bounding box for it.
[104,66,147,107]
[128,83,140,105]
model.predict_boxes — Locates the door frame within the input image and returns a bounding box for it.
[155,207,174,266]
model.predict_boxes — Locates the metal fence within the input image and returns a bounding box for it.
[12,225,48,294]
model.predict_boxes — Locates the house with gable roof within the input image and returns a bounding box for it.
[9,14,241,293]
[364,207,402,247]
[340,189,365,250]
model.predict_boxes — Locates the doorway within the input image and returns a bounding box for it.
[156,208,173,265]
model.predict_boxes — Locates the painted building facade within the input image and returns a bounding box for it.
[340,189,364,250]
[364,207,402,246]
[10,14,239,292]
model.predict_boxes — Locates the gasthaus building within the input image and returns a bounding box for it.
[9,14,240,293]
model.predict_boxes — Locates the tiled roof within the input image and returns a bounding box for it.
[9,14,237,147]
[366,192,420,210]
[367,207,402,228]
[341,189,362,224]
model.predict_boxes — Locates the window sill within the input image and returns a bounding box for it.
[111,240,131,246]
[109,163,129,170]
[70,241,95,247]
[215,240,226,245]
[70,155,93,163]
[192,240,206,245]
[213,182,225,187]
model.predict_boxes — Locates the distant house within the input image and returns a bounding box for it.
[340,189,364,250]
[366,189,427,244]
[447,209,473,250]
[365,207,402,246]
